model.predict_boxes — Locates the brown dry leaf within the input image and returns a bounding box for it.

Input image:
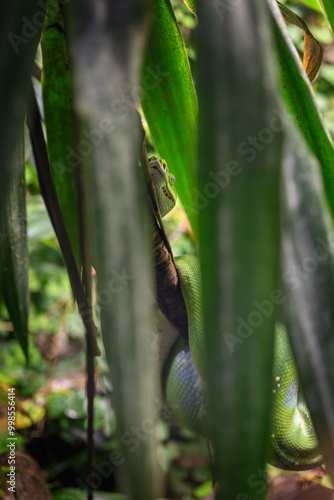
[0,451,52,499]
[278,2,323,82]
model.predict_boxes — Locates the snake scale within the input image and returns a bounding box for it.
[150,156,323,470]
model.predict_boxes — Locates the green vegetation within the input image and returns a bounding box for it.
[1,0,334,499]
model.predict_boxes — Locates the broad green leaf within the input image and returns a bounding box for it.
[301,0,323,13]
[281,124,334,480]
[141,0,198,236]
[267,0,334,219]
[0,1,46,211]
[41,1,80,266]
[70,1,161,498]
[320,0,334,35]
[197,1,283,499]
[0,131,29,359]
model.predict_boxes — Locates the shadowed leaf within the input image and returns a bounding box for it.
[69,0,161,498]
[41,1,80,266]
[0,131,29,359]
[281,125,334,482]
[267,0,334,221]
[0,1,46,211]
[197,0,283,498]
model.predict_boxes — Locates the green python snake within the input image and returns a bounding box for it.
[149,156,322,470]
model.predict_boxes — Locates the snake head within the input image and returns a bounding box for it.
[149,156,177,217]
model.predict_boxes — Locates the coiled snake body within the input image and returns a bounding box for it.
[150,157,322,470]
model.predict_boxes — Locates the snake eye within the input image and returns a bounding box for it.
[170,174,175,185]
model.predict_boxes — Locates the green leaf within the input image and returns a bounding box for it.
[70,1,161,498]
[41,1,80,266]
[0,131,29,359]
[319,0,334,35]
[267,0,334,219]
[281,124,334,480]
[0,1,46,211]
[196,1,283,498]
[300,0,323,13]
[141,0,198,236]
[193,480,213,499]
[182,0,197,16]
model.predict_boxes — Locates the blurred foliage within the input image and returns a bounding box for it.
[52,491,126,500]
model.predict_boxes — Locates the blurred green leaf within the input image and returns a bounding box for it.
[319,475,334,489]
[193,480,213,498]
[15,398,46,429]
[70,0,162,498]
[0,338,47,397]
[281,124,334,480]
[52,488,126,500]
[0,132,29,359]
[141,0,198,236]
[27,194,55,244]
[197,1,283,498]
[300,0,323,13]
[268,0,334,219]
[41,1,80,266]
[0,1,46,211]
[47,390,85,420]
[182,0,197,16]
[0,432,25,455]
[320,0,334,35]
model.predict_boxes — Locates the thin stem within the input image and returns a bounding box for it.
[75,114,96,500]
